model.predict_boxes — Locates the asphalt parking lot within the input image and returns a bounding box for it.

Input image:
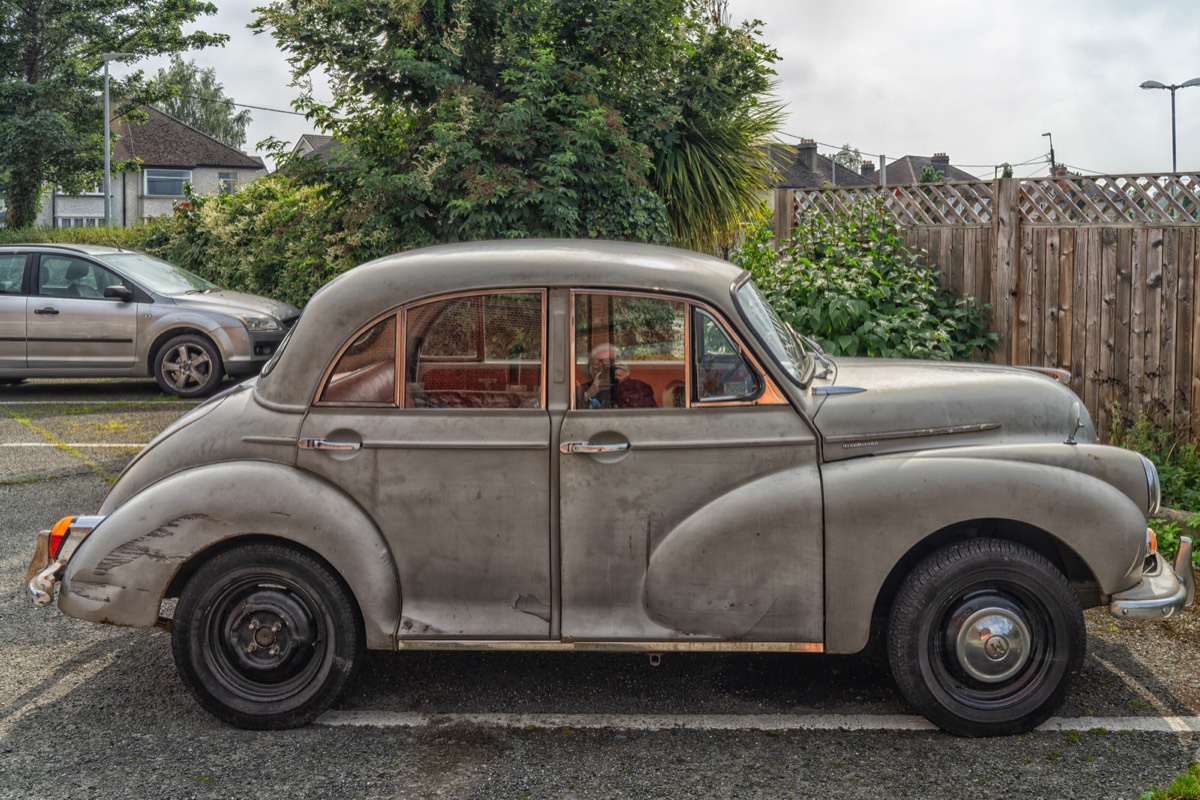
[2,378,1200,799]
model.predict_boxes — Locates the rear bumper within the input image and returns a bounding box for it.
[25,516,106,608]
[1109,537,1196,620]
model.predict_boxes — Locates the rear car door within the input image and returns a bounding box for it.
[27,254,141,372]
[0,253,30,371]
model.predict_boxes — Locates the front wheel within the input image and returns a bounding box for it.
[172,543,364,729]
[887,538,1085,736]
[154,333,224,397]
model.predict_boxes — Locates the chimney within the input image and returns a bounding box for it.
[861,160,875,177]
[795,139,817,172]
[1054,164,1069,178]
[931,152,950,167]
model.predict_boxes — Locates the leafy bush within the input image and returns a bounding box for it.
[0,223,160,249]
[1108,405,1200,512]
[732,201,998,360]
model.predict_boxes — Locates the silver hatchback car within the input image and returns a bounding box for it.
[0,244,300,396]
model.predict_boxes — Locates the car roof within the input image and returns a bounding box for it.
[0,243,138,257]
[257,239,750,408]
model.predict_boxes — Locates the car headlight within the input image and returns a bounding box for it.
[238,315,282,332]
[1140,454,1161,517]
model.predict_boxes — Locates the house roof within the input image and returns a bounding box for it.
[767,143,875,189]
[113,106,264,171]
[866,154,977,184]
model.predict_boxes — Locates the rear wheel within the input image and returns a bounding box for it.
[172,543,364,729]
[887,538,1084,736]
[154,333,223,397]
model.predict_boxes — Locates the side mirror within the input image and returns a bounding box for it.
[104,284,133,301]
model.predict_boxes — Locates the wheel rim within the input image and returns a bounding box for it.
[202,575,330,703]
[162,343,213,392]
[929,587,1053,710]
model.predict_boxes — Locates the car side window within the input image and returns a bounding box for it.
[320,314,398,405]
[574,293,685,409]
[405,292,544,409]
[37,256,116,299]
[0,254,26,294]
[694,309,762,403]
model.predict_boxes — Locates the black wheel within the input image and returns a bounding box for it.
[0,378,24,386]
[887,538,1084,737]
[172,543,364,729]
[154,333,224,397]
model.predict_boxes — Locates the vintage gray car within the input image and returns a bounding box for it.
[0,244,299,396]
[26,240,1194,736]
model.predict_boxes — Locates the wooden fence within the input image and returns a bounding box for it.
[775,174,1200,437]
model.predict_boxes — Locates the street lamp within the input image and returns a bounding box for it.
[100,52,135,227]
[1140,77,1200,172]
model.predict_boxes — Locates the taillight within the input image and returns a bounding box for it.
[48,516,75,559]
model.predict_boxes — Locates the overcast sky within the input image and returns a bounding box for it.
[129,1,1200,178]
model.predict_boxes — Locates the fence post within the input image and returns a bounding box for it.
[992,177,1021,364]
[774,189,795,246]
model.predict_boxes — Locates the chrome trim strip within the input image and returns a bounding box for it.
[361,440,549,450]
[629,436,813,451]
[812,385,867,396]
[824,422,1002,445]
[1018,365,1072,383]
[242,435,299,446]
[393,639,823,653]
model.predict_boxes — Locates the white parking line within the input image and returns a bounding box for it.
[0,442,147,448]
[317,710,1200,734]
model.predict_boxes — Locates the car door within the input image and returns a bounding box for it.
[558,291,824,644]
[0,253,30,371]
[26,254,141,372]
[297,292,553,639]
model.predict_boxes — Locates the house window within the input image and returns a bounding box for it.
[218,172,238,194]
[56,217,102,229]
[55,182,103,197]
[143,169,192,197]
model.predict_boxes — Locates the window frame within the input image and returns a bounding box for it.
[217,171,238,194]
[142,168,193,198]
[570,289,786,411]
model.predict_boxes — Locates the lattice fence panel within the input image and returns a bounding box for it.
[1020,174,1200,225]
[793,181,995,226]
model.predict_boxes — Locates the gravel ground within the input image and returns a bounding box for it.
[1,379,1198,799]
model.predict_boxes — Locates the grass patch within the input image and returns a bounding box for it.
[0,407,118,483]
[1140,764,1200,800]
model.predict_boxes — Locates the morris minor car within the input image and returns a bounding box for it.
[26,240,1194,735]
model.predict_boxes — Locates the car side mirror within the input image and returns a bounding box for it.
[104,285,133,301]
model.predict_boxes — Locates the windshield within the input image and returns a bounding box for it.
[100,252,218,295]
[735,280,810,385]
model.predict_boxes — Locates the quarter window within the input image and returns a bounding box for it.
[320,315,397,405]
[694,310,762,403]
[574,294,685,410]
[405,292,543,409]
[143,169,192,197]
[0,255,26,294]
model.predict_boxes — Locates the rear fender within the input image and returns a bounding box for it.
[59,461,400,649]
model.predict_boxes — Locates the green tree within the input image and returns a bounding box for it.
[919,165,946,183]
[0,0,226,228]
[152,55,251,149]
[254,0,781,250]
[832,143,862,174]
[1000,162,1014,178]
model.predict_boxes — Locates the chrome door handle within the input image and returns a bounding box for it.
[299,438,362,451]
[560,441,630,454]
[34,307,59,315]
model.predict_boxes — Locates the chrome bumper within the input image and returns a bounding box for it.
[1110,537,1196,620]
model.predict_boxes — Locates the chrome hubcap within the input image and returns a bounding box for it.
[950,600,1032,684]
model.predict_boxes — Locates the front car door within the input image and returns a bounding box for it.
[27,254,140,372]
[558,291,824,644]
[0,253,30,372]
[298,291,552,639]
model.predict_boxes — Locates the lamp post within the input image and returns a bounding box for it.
[1140,77,1200,172]
[100,52,134,227]
[1042,132,1055,175]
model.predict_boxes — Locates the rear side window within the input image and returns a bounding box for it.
[320,315,398,405]
[0,254,26,294]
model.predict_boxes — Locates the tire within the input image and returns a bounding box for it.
[154,333,224,397]
[887,538,1085,737]
[172,543,364,730]
[0,378,24,386]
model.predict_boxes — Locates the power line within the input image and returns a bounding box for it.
[173,92,310,117]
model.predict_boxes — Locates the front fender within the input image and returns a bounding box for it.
[823,452,1148,654]
[59,461,400,649]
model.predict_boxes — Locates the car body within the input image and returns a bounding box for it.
[0,244,300,396]
[26,239,1194,735]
